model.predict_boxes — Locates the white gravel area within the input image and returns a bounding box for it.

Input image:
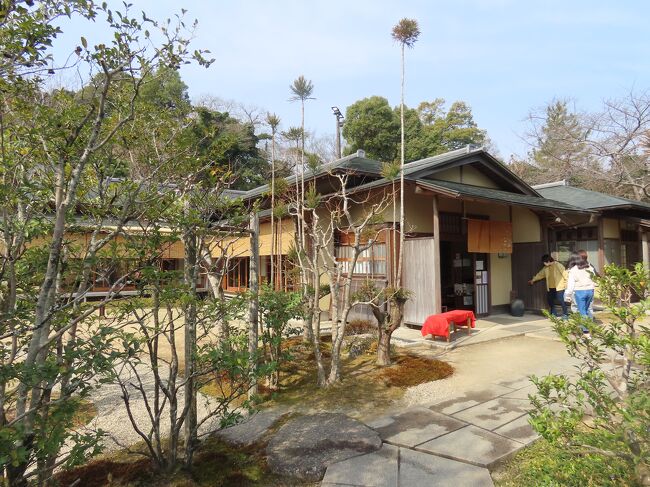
[400,335,577,407]
[402,373,463,407]
[74,363,238,453]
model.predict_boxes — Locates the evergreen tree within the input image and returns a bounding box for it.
[531,100,595,185]
[342,97,487,163]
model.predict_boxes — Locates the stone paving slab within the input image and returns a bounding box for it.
[501,384,538,400]
[494,375,535,390]
[503,323,551,334]
[427,384,514,415]
[457,328,532,346]
[479,314,548,326]
[416,424,523,468]
[321,444,398,487]
[492,415,540,444]
[400,448,494,487]
[452,397,531,431]
[372,407,467,447]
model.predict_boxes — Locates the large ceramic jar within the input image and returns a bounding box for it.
[510,298,525,317]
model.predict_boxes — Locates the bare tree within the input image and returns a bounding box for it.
[0,4,214,483]
[289,76,315,251]
[292,174,392,385]
[265,113,281,288]
[588,91,650,200]
[392,18,420,285]
[520,91,650,201]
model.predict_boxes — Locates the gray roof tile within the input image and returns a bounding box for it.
[535,184,650,211]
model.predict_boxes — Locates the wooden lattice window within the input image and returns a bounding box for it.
[226,257,249,290]
[335,230,388,276]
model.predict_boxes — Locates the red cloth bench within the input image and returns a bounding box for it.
[421,310,476,341]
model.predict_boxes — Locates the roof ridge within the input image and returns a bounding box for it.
[241,150,381,199]
[404,146,481,170]
[532,180,567,189]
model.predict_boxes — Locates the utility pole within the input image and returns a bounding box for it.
[332,106,344,159]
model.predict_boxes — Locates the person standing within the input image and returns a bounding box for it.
[564,251,596,336]
[528,254,568,318]
[576,249,598,315]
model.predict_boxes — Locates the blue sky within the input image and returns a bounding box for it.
[52,0,650,160]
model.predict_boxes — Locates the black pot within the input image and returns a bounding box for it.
[510,298,525,317]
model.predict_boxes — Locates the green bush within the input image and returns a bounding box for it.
[528,263,650,485]
[494,437,635,486]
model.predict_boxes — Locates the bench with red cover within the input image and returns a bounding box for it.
[421,310,476,341]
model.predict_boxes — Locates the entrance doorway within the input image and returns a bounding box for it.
[440,240,490,316]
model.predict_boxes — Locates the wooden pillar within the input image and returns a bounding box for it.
[597,217,605,273]
[433,196,442,314]
[642,230,650,270]
[248,212,260,399]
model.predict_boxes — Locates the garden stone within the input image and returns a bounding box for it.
[266,412,382,481]
[343,334,375,358]
[216,409,287,447]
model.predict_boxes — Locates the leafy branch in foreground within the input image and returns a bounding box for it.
[530,263,650,485]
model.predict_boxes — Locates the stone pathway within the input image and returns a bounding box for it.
[321,368,569,486]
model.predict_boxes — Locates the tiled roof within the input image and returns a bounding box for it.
[402,146,483,176]
[242,151,383,199]
[420,180,592,213]
[535,182,650,211]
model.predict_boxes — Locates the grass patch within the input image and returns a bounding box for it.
[199,375,249,410]
[55,436,317,487]
[5,396,96,429]
[200,336,453,419]
[380,355,453,387]
[250,337,452,418]
[71,398,98,428]
[189,436,315,487]
[55,457,153,487]
[491,437,636,487]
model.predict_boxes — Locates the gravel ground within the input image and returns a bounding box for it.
[400,334,576,407]
[75,363,235,453]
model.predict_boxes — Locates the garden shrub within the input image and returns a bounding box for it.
[528,263,650,486]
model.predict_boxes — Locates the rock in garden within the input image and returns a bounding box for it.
[216,409,287,447]
[344,334,375,358]
[266,412,382,481]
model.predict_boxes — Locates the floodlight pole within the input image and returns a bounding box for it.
[332,106,344,159]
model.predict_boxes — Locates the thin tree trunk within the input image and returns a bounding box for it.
[391,181,397,286]
[327,309,349,384]
[300,102,306,251]
[310,264,326,386]
[248,212,260,399]
[270,131,276,289]
[376,298,405,366]
[396,43,406,286]
[201,248,228,340]
[278,217,280,291]
[183,203,198,468]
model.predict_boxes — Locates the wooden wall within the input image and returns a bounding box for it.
[403,238,438,325]
[511,242,547,311]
